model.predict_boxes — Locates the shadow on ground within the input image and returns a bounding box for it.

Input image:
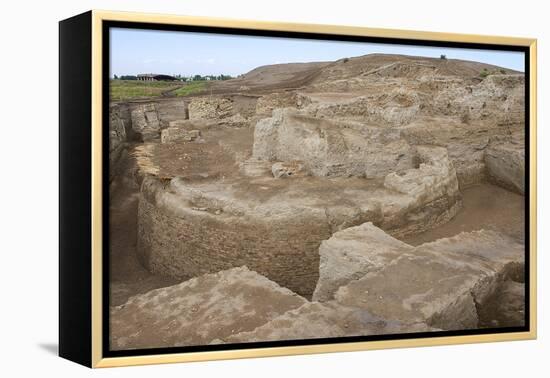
[37,343,58,356]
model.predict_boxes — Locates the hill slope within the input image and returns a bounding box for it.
[211,53,521,94]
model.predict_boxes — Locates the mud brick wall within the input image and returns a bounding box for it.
[137,183,332,297]
[383,195,463,238]
[188,97,233,120]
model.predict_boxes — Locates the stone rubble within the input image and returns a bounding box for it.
[252,108,416,178]
[312,222,414,302]
[161,127,201,143]
[271,161,305,178]
[255,91,312,115]
[318,225,524,330]
[188,97,233,120]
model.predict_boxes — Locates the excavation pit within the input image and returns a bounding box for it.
[136,148,461,297]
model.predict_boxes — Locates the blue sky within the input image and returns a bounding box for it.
[110,28,525,77]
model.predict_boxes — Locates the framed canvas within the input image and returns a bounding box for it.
[59,10,537,368]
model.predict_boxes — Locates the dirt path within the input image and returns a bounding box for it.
[160,84,185,97]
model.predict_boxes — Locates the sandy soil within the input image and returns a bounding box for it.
[402,183,525,246]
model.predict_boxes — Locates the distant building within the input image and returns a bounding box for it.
[137,74,178,81]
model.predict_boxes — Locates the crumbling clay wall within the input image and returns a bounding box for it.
[255,92,312,115]
[109,105,128,182]
[188,96,250,127]
[253,108,416,178]
[137,177,331,297]
[380,146,462,237]
[188,97,233,120]
[109,105,127,155]
[155,99,189,124]
[430,74,525,127]
[307,89,422,126]
[485,132,525,195]
[130,103,161,141]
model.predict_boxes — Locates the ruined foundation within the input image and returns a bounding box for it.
[137,177,331,296]
[135,142,463,296]
[109,53,527,349]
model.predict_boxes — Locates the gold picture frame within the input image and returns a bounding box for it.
[59,9,537,368]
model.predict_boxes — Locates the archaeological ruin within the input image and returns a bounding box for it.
[108,54,526,350]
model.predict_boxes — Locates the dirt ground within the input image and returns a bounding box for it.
[402,183,525,246]
[109,149,179,306]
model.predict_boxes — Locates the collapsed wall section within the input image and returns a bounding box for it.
[255,92,312,116]
[130,103,161,141]
[315,223,524,330]
[485,132,525,194]
[252,108,416,178]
